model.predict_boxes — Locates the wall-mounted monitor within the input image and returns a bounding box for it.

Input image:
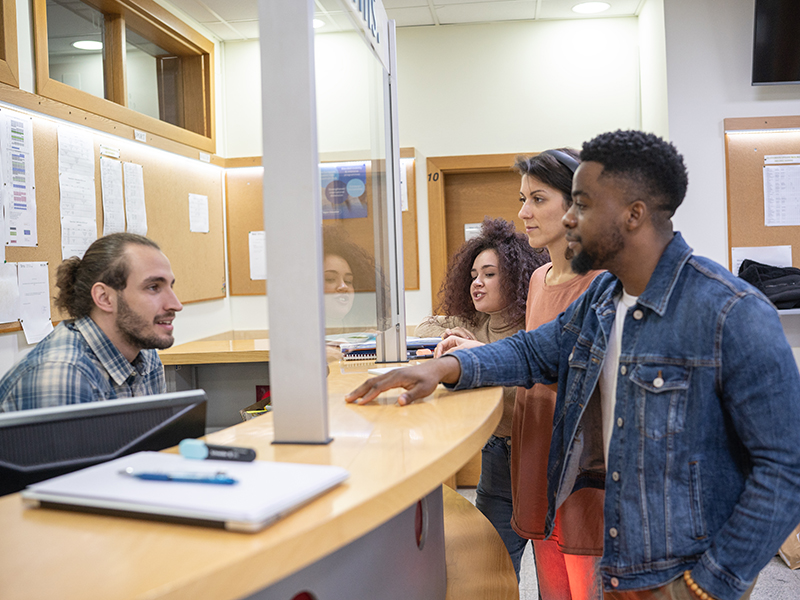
[0,390,207,496]
[752,0,800,85]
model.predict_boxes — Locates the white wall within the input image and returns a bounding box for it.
[395,18,641,157]
[638,0,669,137]
[664,0,800,267]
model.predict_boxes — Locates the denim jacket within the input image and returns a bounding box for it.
[450,233,800,600]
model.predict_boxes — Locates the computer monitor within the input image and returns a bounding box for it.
[0,390,207,496]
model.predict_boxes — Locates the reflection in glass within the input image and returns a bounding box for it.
[47,0,105,99]
[316,24,389,344]
[125,27,167,122]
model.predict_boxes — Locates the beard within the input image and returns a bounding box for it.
[571,226,625,275]
[116,294,176,351]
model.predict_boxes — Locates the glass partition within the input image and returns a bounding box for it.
[259,0,402,442]
[314,2,404,360]
[315,25,386,340]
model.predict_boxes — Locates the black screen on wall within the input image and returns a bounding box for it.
[752,0,800,85]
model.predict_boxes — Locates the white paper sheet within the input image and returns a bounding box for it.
[764,164,800,227]
[3,113,37,247]
[188,193,209,233]
[100,157,125,235]
[58,126,95,179]
[58,126,96,259]
[0,262,20,324]
[731,245,793,276]
[18,261,53,344]
[61,216,97,260]
[123,162,147,236]
[248,230,267,280]
[399,158,413,212]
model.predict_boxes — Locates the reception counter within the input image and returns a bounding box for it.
[0,364,507,600]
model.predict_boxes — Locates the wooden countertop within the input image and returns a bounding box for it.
[159,338,270,365]
[0,365,502,600]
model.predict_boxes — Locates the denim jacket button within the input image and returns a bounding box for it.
[612,471,620,482]
[633,309,644,320]
[609,527,618,538]
[617,417,624,427]
[620,365,627,376]
[610,577,620,588]
[653,377,664,388]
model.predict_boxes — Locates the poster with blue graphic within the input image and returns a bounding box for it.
[321,162,368,220]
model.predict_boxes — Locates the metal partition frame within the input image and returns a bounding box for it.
[258,0,404,442]
[258,0,329,444]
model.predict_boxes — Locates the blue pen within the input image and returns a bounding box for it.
[120,467,237,485]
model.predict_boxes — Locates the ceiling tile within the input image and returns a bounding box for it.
[538,0,642,20]
[383,0,432,7]
[202,20,259,41]
[386,7,436,27]
[162,0,220,23]
[436,1,539,25]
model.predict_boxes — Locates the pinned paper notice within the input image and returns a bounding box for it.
[123,162,147,236]
[189,194,209,233]
[0,262,20,324]
[249,231,267,280]
[18,262,53,344]
[100,157,125,235]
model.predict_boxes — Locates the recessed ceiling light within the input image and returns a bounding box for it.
[572,2,611,14]
[72,40,103,50]
[313,19,325,29]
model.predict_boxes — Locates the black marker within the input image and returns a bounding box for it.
[179,438,256,462]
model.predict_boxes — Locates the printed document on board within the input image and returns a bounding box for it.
[18,261,53,344]
[2,112,37,247]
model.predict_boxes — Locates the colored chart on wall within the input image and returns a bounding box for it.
[321,161,368,219]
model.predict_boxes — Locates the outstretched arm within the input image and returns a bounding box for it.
[345,356,462,406]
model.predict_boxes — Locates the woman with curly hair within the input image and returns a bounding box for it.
[415,216,549,575]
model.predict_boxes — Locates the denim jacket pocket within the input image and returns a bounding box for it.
[630,363,690,440]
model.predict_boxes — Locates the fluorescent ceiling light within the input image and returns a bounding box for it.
[572,2,611,14]
[313,19,325,29]
[72,40,103,50]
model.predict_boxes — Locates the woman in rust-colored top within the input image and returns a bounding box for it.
[513,149,604,600]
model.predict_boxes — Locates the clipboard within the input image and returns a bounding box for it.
[21,451,349,532]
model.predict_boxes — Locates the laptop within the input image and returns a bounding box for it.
[21,451,349,532]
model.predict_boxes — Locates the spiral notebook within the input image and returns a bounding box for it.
[21,451,349,532]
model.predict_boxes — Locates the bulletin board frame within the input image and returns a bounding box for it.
[1,108,226,335]
[724,115,800,272]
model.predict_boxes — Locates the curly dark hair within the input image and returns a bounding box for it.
[580,130,688,218]
[322,226,377,292]
[55,233,160,319]
[437,218,550,326]
[513,147,580,209]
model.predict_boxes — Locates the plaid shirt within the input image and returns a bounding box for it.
[0,316,165,412]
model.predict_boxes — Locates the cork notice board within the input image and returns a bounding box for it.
[725,116,800,270]
[2,111,225,334]
[226,153,419,296]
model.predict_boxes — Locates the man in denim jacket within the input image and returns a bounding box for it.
[348,130,800,600]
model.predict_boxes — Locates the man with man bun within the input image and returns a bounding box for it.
[0,233,182,412]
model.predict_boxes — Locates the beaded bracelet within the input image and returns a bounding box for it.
[683,570,713,600]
